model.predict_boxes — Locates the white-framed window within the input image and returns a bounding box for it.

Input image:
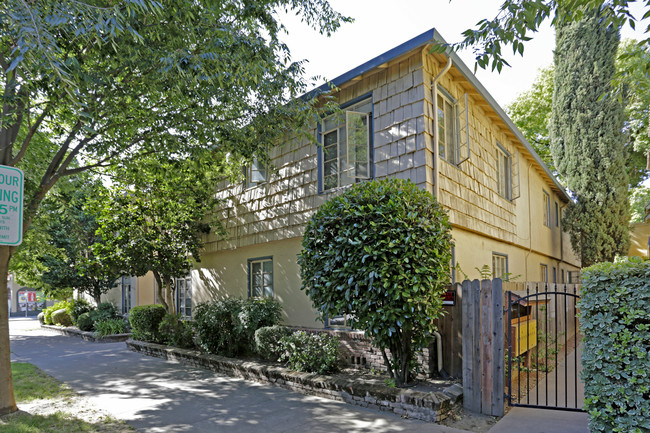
[320,97,372,192]
[436,86,470,166]
[248,257,273,298]
[244,158,267,188]
[540,264,548,283]
[543,191,551,227]
[175,276,192,319]
[492,253,508,279]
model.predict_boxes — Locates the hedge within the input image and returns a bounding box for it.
[580,257,650,433]
[129,304,167,343]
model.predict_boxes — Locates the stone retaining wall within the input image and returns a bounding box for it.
[126,339,462,423]
[295,327,434,378]
[41,324,131,343]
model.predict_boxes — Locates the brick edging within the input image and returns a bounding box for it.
[41,324,131,343]
[126,339,463,423]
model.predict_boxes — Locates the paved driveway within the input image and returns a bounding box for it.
[9,318,471,433]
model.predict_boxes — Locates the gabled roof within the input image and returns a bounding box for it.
[304,28,571,203]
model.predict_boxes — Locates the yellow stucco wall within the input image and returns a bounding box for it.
[629,222,650,258]
[195,237,321,327]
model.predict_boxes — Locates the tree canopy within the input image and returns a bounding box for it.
[507,40,650,186]
[0,0,349,415]
[550,6,630,267]
[443,0,650,72]
[90,155,226,313]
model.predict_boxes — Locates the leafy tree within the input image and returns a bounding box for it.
[507,41,650,186]
[298,179,453,387]
[91,156,225,313]
[38,178,118,304]
[444,0,649,72]
[550,6,630,267]
[630,186,650,222]
[0,0,348,415]
[506,66,555,170]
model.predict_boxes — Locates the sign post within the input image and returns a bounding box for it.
[0,165,24,246]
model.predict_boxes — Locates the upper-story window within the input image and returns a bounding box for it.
[496,142,512,199]
[244,158,267,188]
[321,97,372,192]
[495,141,520,201]
[543,190,551,227]
[437,86,469,166]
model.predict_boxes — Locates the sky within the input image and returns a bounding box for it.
[278,0,649,108]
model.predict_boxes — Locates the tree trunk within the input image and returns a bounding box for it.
[152,271,169,311]
[0,245,17,415]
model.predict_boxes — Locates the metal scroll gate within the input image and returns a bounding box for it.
[505,283,584,412]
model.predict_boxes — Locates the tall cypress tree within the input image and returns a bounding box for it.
[550,6,630,267]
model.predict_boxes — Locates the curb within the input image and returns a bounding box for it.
[126,339,463,423]
[41,324,131,343]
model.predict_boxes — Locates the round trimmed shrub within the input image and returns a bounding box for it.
[51,308,73,326]
[255,325,293,361]
[37,312,45,325]
[298,178,453,386]
[77,312,94,332]
[129,304,167,343]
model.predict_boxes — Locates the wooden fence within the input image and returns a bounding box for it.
[435,279,581,416]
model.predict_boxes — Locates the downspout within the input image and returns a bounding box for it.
[525,163,533,280]
[433,330,446,377]
[432,57,452,199]
[431,57,452,378]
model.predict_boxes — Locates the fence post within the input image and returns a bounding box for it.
[462,278,504,417]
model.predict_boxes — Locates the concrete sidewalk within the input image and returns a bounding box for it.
[489,342,589,433]
[488,407,589,433]
[9,318,472,433]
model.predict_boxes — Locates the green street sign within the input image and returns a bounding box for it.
[0,165,24,246]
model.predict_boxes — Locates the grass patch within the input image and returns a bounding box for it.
[0,412,96,432]
[1,363,133,432]
[11,363,74,403]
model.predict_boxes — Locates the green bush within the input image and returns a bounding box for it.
[580,257,650,433]
[255,325,293,361]
[158,314,195,349]
[94,318,126,337]
[77,312,94,332]
[194,297,282,357]
[298,178,452,386]
[129,304,167,343]
[67,299,94,325]
[279,331,339,374]
[43,300,74,325]
[51,309,73,326]
[89,302,120,324]
[37,312,44,325]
